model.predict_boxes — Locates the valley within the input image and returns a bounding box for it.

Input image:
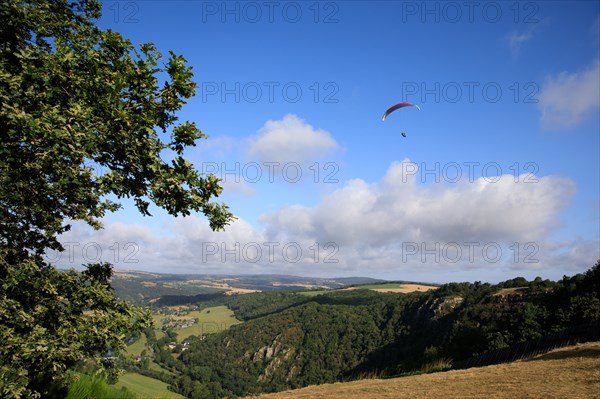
[111,264,599,399]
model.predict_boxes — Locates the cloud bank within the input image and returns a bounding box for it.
[50,160,595,282]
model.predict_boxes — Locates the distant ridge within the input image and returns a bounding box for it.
[110,269,390,305]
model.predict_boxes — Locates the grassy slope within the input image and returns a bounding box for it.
[298,290,330,297]
[250,342,600,399]
[176,305,241,342]
[115,373,185,399]
[125,333,147,356]
[352,283,405,289]
[148,361,175,376]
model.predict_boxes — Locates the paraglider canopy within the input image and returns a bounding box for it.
[381,102,421,121]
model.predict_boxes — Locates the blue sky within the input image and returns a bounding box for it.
[52,1,599,283]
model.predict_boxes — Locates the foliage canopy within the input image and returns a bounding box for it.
[0,0,234,258]
[0,0,234,396]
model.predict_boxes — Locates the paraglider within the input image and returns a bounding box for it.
[381,102,421,121]
[382,102,421,138]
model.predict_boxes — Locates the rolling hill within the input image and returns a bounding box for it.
[110,270,385,305]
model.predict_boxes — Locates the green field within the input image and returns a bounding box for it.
[298,289,331,297]
[354,283,404,289]
[116,373,185,399]
[125,305,242,357]
[125,334,148,356]
[148,361,175,376]
[176,305,241,342]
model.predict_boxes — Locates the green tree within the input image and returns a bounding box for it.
[0,0,234,396]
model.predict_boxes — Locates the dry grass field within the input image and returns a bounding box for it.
[249,341,600,399]
[340,283,438,294]
[301,283,439,297]
[370,284,438,293]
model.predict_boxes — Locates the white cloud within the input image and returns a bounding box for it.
[190,115,341,190]
[524,239,600,274]
[507,20,544,58]
[246,114,339,164]
[47,221,157,267]
[219,178,257,197]
[263,160,576,244]
[538,60,600,130]
[50,161,594,282]
[196,135,238,157]
[509,31,533,56]
[260,160,579,276]
[51,217,268,274]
